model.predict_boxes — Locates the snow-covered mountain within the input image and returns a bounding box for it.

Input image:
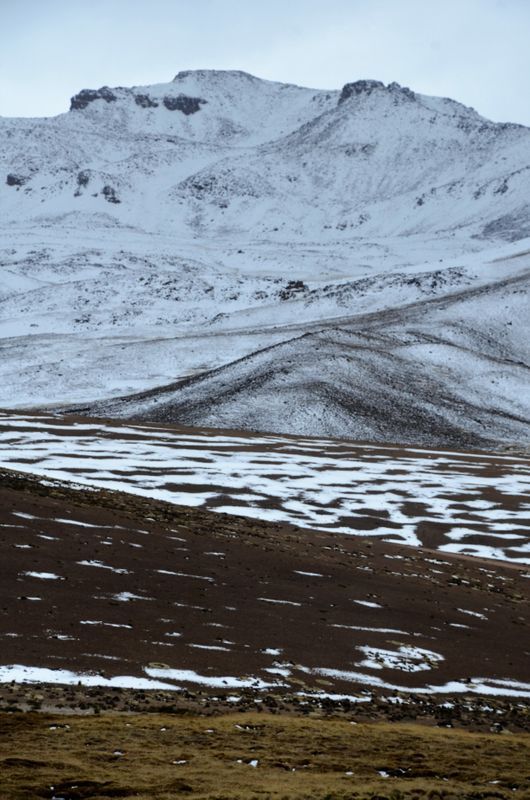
[1,70,529,448]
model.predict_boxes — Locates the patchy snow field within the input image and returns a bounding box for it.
[0,412,528,564]
[1,468,529,700]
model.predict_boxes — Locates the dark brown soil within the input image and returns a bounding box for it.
[0,467,529,728]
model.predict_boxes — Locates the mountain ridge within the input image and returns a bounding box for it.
[1,70,529,448]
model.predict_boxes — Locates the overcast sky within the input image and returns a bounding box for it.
[1,0,529,124]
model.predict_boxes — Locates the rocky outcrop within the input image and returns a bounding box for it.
[339,80,416,104]
[339,80,385,103]
[163,94,207,115]
[478,208,530,241]
[134,94,159,108]
[77,171,90,188]
[102,185,120,204]
[6,173,28,187]
[74,171,90,197]
[70,87,117,111]
[278,280,308,300]
[387,81,416,101]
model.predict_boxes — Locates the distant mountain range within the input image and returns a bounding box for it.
[1,70,529,449]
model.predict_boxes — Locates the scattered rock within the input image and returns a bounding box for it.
[74,171,91,196]
[494,180,509,195]
[278,280,308,300]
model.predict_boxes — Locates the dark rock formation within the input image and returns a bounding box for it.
[134,94,159,108]
[388,82,416,101]
[339,80,385,103]
[344,143,376,157]
[278,280,308,300]
[338,80,416,105]
[77,171,90,188]
[163,94,207,115]
[6,173,28,187]
[70,87,117,111]
[74,171,90,197]
[102,185,120,204]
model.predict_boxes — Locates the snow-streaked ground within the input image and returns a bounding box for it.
[1,412,528,563]
[2,464,529,700]
[4,664,529,699]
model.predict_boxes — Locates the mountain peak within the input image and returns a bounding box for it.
[172,69,261,83]
[338,79,416,104]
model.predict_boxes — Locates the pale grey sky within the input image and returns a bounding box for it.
[1,0,529,124]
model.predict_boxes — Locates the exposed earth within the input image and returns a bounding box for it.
[1,464,529,707]
[1,411,529,564]
[1,425,529,798]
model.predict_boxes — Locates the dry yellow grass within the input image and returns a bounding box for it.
[1,711,529,799]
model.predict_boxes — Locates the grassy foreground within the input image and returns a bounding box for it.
[1,712,529,799]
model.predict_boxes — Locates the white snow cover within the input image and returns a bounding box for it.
[21,571,63,580]
[144,667,276,689]
[0,70,529,449]
[0,665,175,690]
[1,412,528,563]
[1,664,529,699]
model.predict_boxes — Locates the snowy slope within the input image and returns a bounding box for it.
[80,265,530,449]
[3,73,530,240]
[1,71,529,447]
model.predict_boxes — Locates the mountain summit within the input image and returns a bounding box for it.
[2,70,529,243]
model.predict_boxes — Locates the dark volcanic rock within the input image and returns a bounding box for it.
[163,94,207,115]
[339,80,385,103]
[6,173,28,187]
[388,81,416,101]
[102,185,120,204]
[77,170,90,188]
[70,86,117,111]
[134,93,159,108]
[278,280,308,300]
[338,79,415,105]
